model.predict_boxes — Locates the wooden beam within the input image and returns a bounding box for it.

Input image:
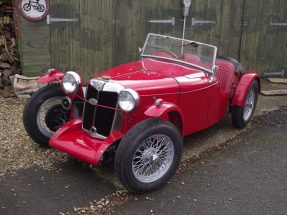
[267,78,287,84]
[260,90,287,96]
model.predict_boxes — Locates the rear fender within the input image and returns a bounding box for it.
[144,102,184,136]
[232,72,261,106]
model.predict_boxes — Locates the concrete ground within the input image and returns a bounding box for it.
[114,107,287,215]
[0,78,286,215]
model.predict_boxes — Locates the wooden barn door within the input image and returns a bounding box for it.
[49,0,175,81]
[188,0,287,74]
[49,0,117,81]
[117,0,174,65]
[240,0,287,73]
[186,0,244,60]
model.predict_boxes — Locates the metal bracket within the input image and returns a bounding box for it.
[270,22,287,26]
[191,18,216,26]
[149,17,175,26]
[46,15,79,24]
[113,19,120,24]
[240,21,248,26]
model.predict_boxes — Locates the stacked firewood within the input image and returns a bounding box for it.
[0,0,21,98]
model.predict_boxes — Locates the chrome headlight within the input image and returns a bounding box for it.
[62,71,81,94]
[118,89,139,112]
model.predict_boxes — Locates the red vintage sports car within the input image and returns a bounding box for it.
[23,34,260,193]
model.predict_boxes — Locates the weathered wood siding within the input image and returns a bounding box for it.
[19,15,50,76]
[189,0,244,58]
[49,0,176,81]
[240,0,287,73]
[19,0,287,78]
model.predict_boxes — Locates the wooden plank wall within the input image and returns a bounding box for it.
[19,15,51,76]
[50,0,177,81]
[50,0,118,80]
[240,0,287,73]
[19,0,287,78]
[190,0,244,58]
[117,0,175,66]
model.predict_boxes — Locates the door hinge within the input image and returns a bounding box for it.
[191,18,216,26]
[149,17,175,26]
[270,22,287,26]
[46,15,79,24]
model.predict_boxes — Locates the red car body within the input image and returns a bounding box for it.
[26,34,260,193]
[38,56,260,165]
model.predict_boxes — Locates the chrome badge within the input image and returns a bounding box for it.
[89,98,98,106]
[95,82,104,91]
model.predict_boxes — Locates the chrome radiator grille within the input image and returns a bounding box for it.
[82,84,119,138]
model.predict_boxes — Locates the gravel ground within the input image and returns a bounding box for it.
[0,79,286,214]
[0,78,286,179]
[0,97,69,179]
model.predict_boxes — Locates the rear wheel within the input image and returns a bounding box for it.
[232,80,259,128]
[23,84,80,147]
[114,118,183,194]
[37,4,45,12]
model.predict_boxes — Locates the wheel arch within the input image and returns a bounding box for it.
[167,110,184,136]
[144,102,184,136]
[232,72,261,106]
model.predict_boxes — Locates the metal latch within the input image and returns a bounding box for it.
[270,22,287,26]
[149,17,175,26]
[46,15,79,24]
[191,18,216,26]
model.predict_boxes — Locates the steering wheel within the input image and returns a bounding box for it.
[153,49,179,59]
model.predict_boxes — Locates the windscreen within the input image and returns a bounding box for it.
[141,34,217,74]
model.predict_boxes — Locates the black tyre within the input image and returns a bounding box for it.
[23,3,31,11]
[232,80,259,128]
[114,118,183,194]
[23,84,80,148]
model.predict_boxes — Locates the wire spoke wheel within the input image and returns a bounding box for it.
[115,118,183,193]
[36,96,68,138]
[132,134,174,183]
[23,84,82,147]
[232,80,259,129]
[243,88,255,121]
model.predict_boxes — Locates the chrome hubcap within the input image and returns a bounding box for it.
[132,134,174,183]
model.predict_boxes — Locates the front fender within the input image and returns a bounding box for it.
[232,72,261,106]
[144,102,182,117]
[144,102,184,135]
[37,69,84,97]
[37,68,64,83]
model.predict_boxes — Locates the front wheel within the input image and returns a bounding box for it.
[232,80,259,128]
[23,3,31,11]
[23,84,79,147]
[114,118,183,194]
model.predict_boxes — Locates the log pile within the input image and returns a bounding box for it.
[0,0,21,98]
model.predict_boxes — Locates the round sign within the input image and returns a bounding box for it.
[18,0,49,21]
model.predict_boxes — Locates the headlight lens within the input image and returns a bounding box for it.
[118,89,139,112]
[62,71,81,94]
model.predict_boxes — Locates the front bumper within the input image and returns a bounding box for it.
[49,118,124,165]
